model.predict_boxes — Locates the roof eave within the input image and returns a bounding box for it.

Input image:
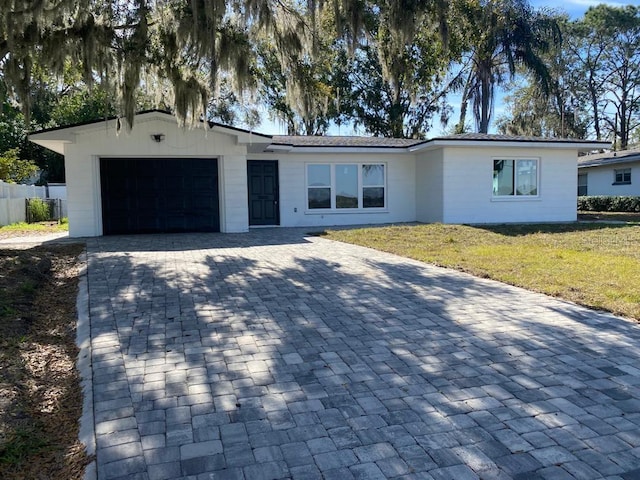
[410,139,610,153]
[28,131,76,155]
[263,145,412,153]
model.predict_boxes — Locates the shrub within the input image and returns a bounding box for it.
[26,198,51,222]
[578,195,640,212]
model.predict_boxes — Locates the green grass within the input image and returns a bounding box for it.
[0,427,50,465]
[0,219,68,233]
[323,223,640,321]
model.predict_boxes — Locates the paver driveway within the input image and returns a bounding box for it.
[83,229,640,480]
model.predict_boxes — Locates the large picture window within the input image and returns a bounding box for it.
[493,159,538,197]
[307,163,386,210]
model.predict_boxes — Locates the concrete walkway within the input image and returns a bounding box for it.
[82,229,640,480]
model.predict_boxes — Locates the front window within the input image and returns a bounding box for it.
[336,164,358,208]
[363,164,385,208]
[307,164,331,209]
[307,163,386,210]
[493,159,538,196]
[614,168,631,185]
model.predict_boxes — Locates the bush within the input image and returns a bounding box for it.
[578,195,640,212]
[26,198,51,222]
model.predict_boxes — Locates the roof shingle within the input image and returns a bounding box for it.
[578,149,640,168]
[270,135,423,148]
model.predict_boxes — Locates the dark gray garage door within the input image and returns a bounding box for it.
[100,158,219,235]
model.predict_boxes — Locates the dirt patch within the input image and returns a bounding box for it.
[0,243,91,480]
[578,211,640,223]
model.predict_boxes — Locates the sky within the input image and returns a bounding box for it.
[257,0,640,136]
[530,0,637,18]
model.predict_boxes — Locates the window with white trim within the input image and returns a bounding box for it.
[307,164,331,208]
[306,163,386,210]
[614,168,631,185]
[493,159,538,196]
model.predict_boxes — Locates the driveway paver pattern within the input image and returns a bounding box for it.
[84,229,640,480]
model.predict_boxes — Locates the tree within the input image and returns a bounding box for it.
[580,5,640,149]
[256,23,344,136]
[338,2,459,139]
[0,67,120,182]
[495,15,589,139]
[496,78,589,138]
[0,148,38,183]
[3,1,460,137]
[454,0,560,133]
[1,1,320,127]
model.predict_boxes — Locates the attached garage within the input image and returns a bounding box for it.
[100,158,220,235]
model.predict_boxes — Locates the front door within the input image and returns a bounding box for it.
[247,160,280,226]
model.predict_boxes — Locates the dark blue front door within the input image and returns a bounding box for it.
[247,160,280,226]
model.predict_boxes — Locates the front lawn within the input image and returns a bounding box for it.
[0,220,68,240]
[323,223,640,321]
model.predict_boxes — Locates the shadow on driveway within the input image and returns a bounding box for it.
[84,230,640,480]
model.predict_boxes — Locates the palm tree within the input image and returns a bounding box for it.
[454,0,560,133]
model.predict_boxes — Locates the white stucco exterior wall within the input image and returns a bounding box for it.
[33,111,603,236]
[218,156,249,233]
[249,153,416,228]
[580,161,640,196]
[415,150,444,223]
[61,117,249,236]
[441,146,579,224]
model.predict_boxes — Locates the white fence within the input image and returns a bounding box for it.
[0,180,54,226]
[47,183,67,201]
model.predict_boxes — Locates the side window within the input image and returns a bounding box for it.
[493,159,538,197]
[614,168,631,185]
[578,173,588,196]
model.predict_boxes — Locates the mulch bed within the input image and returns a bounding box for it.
[0,242,91,480]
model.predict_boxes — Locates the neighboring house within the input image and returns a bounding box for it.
[29,110,607,237]
[578,149,640,197]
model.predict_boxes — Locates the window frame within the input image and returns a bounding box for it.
[613,168,631,185]
[492,157,540,200]
[305,162,387,213]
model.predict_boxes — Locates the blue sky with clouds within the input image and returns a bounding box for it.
[531,0,637,18]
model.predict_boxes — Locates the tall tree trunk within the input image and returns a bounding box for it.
[456,70,473,134]
[390,101,404,138]
[456,100,468,134]
[588,73,602,140]
[619,66,629,149]
[620,100,628,150]
[479,68,491,134]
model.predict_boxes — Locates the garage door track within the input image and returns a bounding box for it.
[82,230,640,480]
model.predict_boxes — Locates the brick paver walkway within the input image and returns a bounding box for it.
[84,229,640,480]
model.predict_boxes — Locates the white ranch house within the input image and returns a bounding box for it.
[578,149,639,196]
[29,110,607,237]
